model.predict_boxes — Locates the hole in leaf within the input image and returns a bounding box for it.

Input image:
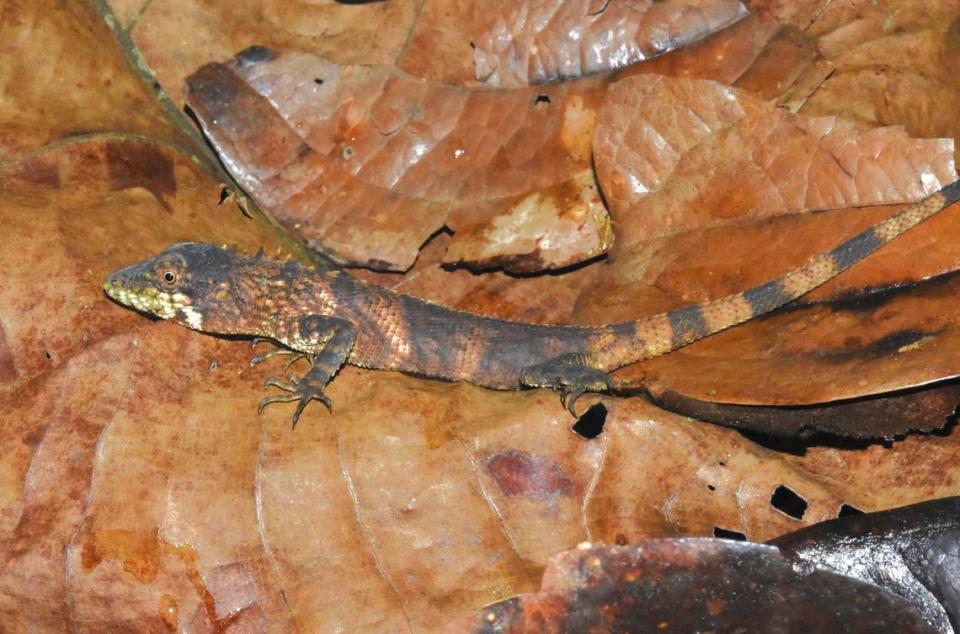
[533,94,551,105]
[838,503,864,517]
[713,527,746,541]
[718,460,726,467]
[572,403,606,439]
[43,350,52,360]
[771,485,807,520]
[314,78,324,85]
[707,484,716,491]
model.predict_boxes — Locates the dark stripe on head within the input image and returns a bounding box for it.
[741,280,791,315]
[830,228,885,270]
[669,305,708,347]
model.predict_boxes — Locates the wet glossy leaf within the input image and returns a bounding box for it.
[772,496,960,634]
[450,540,938,633]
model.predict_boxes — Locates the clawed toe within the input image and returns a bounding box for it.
[263,376,296,392]
[258,392,300,413]
[250,346,310,369]
[520,357,612,417]
[259,374,333,428]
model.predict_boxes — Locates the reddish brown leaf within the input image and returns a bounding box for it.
[470,0,749,87]
[618,12,783,86]
[186,49,611,272]
[594,76,955,232]
[357,232,601,325]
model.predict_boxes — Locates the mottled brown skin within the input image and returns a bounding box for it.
[104,180,960,426]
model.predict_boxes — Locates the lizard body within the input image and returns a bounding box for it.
[104,179,960,425]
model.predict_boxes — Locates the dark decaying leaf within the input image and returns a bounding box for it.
[448,540,937,633]
[470,0,749,87]
[648,381,960,439]
[771,496,960,634]
[185,48,611,272]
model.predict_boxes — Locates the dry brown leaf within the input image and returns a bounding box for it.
[0,2,188,160]
[119,0,420,105]
[800,0,960,143]
[618,12,783,86]
[185,48,611,272]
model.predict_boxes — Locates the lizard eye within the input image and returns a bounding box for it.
[160,270,180,287]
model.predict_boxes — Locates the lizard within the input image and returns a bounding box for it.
[103,179,960,427]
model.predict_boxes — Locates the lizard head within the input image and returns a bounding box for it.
[103,242,267,334]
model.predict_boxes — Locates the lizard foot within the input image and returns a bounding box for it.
[520,355,612,416]
[258,374,332,429]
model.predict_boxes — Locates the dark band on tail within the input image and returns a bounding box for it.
[742,279,791,315]
[669,305,709,346]
[829,229,886,270]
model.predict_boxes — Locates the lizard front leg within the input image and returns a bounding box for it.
[519,353,612,416]
[256,315,356,428]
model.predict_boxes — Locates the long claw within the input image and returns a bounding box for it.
[291,398,310,429]
[250,347,310,368]
[565,388,586,417]
[258,392,300,413]
[285,353,310,370]
[251,349,286,366]
[264,376,296,392]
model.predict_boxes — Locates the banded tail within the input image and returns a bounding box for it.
[586,179,960,371]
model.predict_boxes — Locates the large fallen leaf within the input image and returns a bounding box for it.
[186,48,611,272]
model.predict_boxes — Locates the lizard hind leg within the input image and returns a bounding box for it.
[519,353,612,416]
